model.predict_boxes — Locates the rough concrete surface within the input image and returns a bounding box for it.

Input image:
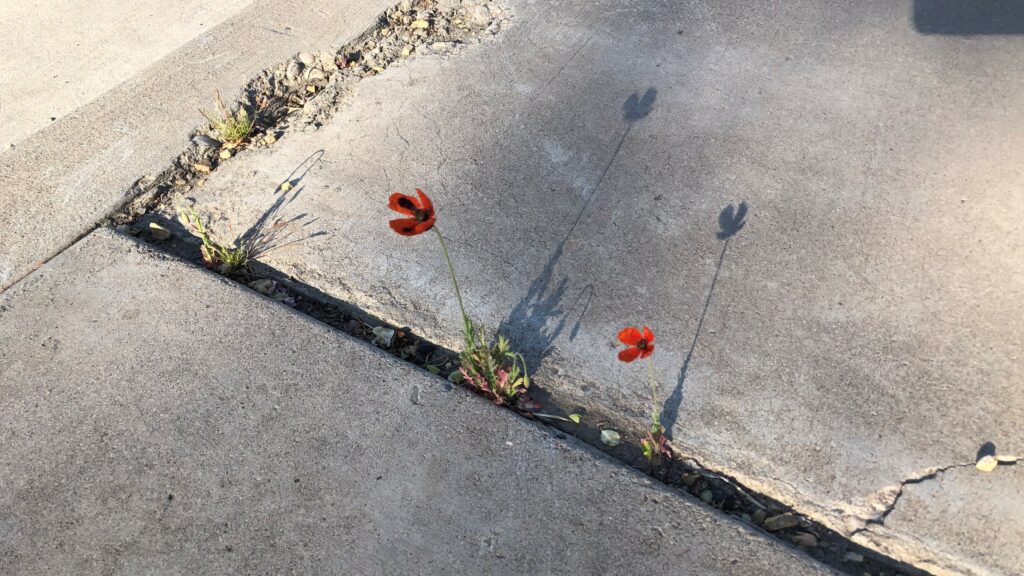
[156,0,1024,573]
[0,229,836,576]
[0,0,392,292]
[0,0,251,149]
[884,465,1023,576]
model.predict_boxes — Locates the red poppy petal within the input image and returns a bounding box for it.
[643,326,654,343]
[618,327,642,346]
[415,188,434,214]
[389,217,421,236]
[412,216,436,235]
[388,193,417,216]
[618,347,641,363]
[640,344,655,359]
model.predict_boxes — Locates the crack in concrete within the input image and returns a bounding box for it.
[849,462,974,537]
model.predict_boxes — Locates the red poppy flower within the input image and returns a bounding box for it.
[617,326,654,362]
[388,188,435,236]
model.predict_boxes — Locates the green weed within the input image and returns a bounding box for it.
[200,92,254,146]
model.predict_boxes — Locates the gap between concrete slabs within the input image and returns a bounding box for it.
[9,0,1018,574]
[76,1,929,571]
[129,1,1024,574]
[0,228,839,576]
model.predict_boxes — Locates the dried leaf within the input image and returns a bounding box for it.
[996,454,1019,464]
[247,279,274,295]
[193,163,212,173]
[600,430,620,446]
[219,149,232,160]
[147,222,171,240]
[976,455,998,472]
[279,181,292,193]
[371,326,396,348]
[411,19,429,28]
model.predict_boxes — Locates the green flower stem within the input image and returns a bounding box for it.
[432,226,471,339]
[647,360,660,430]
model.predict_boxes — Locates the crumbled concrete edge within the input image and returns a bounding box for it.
[107,0,511,231]
[676,456,992,576]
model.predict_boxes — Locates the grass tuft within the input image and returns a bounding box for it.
[459,321,530,406]
[200,92,254,146]
[178,206,251,275]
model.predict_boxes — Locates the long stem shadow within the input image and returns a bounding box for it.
[498,89,657,370]
[662,202,747,438]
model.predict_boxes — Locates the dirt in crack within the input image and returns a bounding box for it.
[108,0,508,230]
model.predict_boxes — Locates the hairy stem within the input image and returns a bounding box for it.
[648,360,660,429]
[433,226,472,342]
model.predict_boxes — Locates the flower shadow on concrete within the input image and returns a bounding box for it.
[497,88,657,372]
[661,201,747,438]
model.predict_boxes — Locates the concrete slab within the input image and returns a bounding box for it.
[0,0,251,149]
[0,0,392,292]
[0,229,835,576]
[157,0,1024,572]
[885,464,1024,576]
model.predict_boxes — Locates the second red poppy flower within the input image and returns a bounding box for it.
[617,326,655,362]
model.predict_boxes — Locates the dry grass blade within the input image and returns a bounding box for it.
[200,91,254,146]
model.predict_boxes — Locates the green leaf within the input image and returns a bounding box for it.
[448,370,464,384]
[426,365,441,375]
[568,414,581,424]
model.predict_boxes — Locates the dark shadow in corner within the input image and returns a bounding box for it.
[914,0,1024,34]
[661,202,747,438]
[497,89,657,370]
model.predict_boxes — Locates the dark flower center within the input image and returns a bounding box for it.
[397,197,416,211]
[413,208,429,222]
[636,339,648,350]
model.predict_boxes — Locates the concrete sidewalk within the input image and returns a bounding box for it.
[153,0,1024,573]
[0,229,836,575]
[0,0,250,149]
[0,0,391,292]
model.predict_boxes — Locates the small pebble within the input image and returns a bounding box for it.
[763,513,800,532]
